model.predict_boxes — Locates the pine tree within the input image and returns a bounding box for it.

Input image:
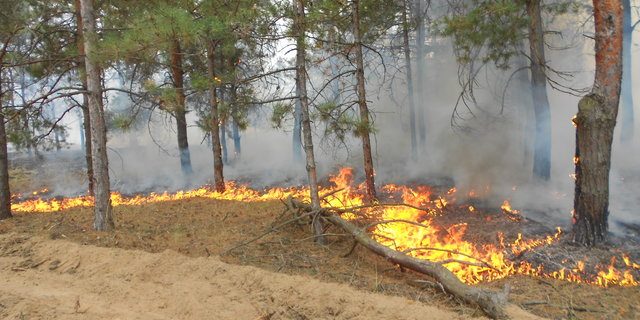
[102,1,197,176]
[442,0,566,181]
[80,0,114,231]
[572,0,624,246]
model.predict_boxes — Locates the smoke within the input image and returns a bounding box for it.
[12,7,639,236]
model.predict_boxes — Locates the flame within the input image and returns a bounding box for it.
[510,227,563,256]
[500,200,521,222]
[10,167,639,287]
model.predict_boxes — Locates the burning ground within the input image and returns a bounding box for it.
[2,162,640,319]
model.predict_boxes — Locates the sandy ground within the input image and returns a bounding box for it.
[0,233,534,320]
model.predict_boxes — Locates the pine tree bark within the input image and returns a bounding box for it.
[620,0,634,142]
[0,41,12,220]
[0,87,11,220]
[292,85,303,163]
[80,0,114,231]
[221,119,228,164]
[169,39,193,176]
[294,0,325,244]
[352,0,377,201]
[229,84,241,160]
[207,41,225,193]
[572,0,623,246]
[232,117,241,159]
[403,0,418,160]
[526,0,552,181]
[82,107,94,195]
[514,41,535,171]
[414,0,427,147]
[75,0,94,196]
[328,28,341,103]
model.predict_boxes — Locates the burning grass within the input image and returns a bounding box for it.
[2,174,640,318]
[9,167,640,289]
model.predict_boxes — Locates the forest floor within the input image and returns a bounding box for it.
[0,232,482,320]
[1,153,640,319]
[0,197,639,319]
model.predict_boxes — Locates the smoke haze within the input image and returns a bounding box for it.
[15,8,640,234]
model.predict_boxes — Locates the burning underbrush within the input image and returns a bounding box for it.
[9,167,640,289]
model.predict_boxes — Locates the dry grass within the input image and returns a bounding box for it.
[1,197,639,319]
[4,154,639,318]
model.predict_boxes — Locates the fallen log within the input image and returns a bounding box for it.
[325,213,509,319]
[287,199,511,319]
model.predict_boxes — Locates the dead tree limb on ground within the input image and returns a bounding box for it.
[286,199,512,319]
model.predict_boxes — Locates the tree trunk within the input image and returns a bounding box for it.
[294,0,325,244]
[292,85,303,163]
[352,0,377,201]
[23,113,32,156]
[169,39,193,176]
[514,41,535,171]
[403,0,418,160]
[414,0,427,148]
[0,80,12,220]
[620,0,634,142]
[328,28,341,104]
[229,84,241,160]
[207,41,225,193]
[232,117,241,160]
[219,87,228,164]
[52,106,61,151]
[526,0,552,181]
[221,119,228,164]
[78,109,84,150]
[75,0,94,196]
[19,71,33,157]
[82,107,94,195]
[80,0,114,231]
[572,0,623,246]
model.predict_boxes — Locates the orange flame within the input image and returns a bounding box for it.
[500,200,522,222]
[10,167,639,287]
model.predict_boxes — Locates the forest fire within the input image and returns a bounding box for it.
[10,167,639,288]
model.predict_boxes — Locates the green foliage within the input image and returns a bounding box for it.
[5,108,69,152]
[309,0,402,47]
[352,118,376,138]
[195,113,213,132]
[317,101,338,122]
[0,0,80,153]
[270,103,292,129]
[190,73,210,92]
[440,0,578,69]
[109,113,137,132]
[441,0,528,69]
[100,1,202,64]
[315,100,375,143]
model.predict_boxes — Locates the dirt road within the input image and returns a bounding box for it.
[0,233,493,320]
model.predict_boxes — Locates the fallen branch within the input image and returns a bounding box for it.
[330,202,431,214]
[365,219,431,230]
[287,199,512,319]
[403,247,497,271]
[319,188,345,201]
[220,211,314,256]
[325,213,510,319]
